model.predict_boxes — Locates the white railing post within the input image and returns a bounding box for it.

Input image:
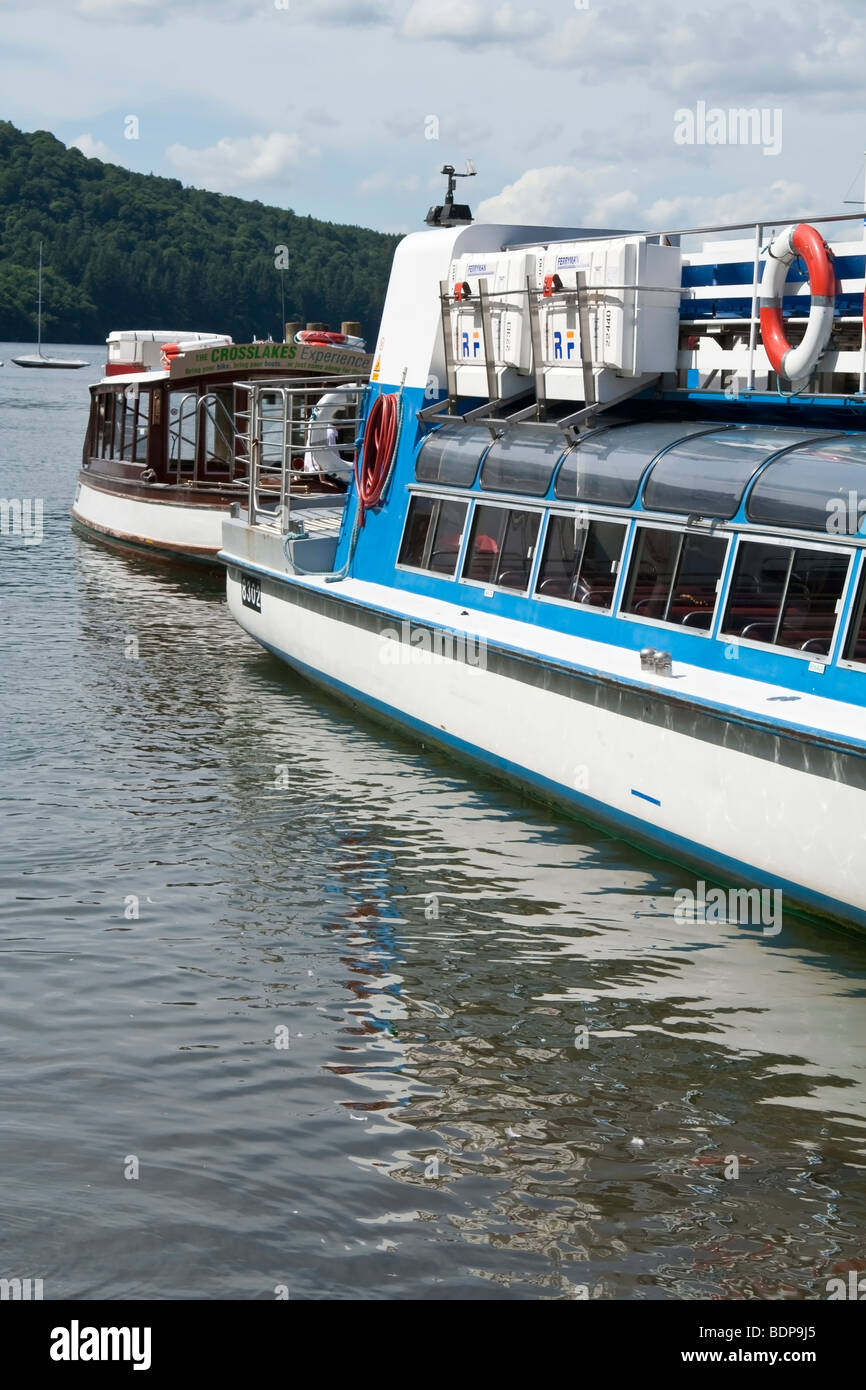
[747,221,762,392]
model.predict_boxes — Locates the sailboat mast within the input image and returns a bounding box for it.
[37,240,42,354]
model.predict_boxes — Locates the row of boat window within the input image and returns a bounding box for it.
[416,421,866,533]
[397,494,866,665]
[90,387,235,467]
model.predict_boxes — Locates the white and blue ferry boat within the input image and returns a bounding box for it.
[220,176,866,932]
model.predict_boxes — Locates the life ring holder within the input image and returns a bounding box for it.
[759,223,835,381]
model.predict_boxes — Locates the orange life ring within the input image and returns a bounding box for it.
[759,224,835,380]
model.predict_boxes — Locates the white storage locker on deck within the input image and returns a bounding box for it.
[447,250,540,399]
[538,236,682,401]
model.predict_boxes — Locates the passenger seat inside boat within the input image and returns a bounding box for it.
[722,541,848,653]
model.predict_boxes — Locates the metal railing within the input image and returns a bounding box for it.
[238,375,367,532]
[168,391,248,486]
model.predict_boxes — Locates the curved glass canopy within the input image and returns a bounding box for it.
[747,437,866,532]
[642,427,838,519]
[480,425,570,496]
[417,419,862,533]
[415,424,491,487]
[554,421,718,508]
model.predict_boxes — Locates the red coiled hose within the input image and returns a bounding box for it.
[354,391,398,514]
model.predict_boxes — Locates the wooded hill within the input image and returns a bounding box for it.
[0,122,400,344]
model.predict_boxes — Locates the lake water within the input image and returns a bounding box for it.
[2,343,865,1300]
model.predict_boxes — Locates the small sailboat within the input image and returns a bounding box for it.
[12,243,89,369]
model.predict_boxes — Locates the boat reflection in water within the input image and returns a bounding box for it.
[66,540,866,1298]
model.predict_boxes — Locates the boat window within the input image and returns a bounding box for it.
[554,421,718,507]
[132,390,150,464]
[721,539,849,655]
[168,391,198,468]
[480,425,568,496]
[97,395,108,457]
[623,526,728,627]
[462,505,541,591]
[109,390,125,458]
[101,393,113,457]
[536,515,626,610]
[415,424,490,487]
[843,568,866,664]
[117,390,140,461]
[102,391,116,457]
[202,389,234,472]
[747,436,866,531]
[643,427,833,519]
[398,495,468,576]
[93,393,109,457]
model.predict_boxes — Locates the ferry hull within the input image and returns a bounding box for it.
[222,534,866,935]
[71,476,231,565]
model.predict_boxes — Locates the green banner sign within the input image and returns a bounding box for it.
[169,340,373,380]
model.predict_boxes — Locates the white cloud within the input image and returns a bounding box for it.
[385,108,493,147]
[588,190,642,227]
[645,180,811,231]
[57,0,390,24]
[395,0,866,103]
[69,133,115,161]
[477,165,814,236]
[477,166,583,225]
[357,170,421,196]
[73,0,259,17]
[8,0,866,114]
[401,0,538,42]
[1,0,861,236]
[166,132,305,192]
[303,0,390,23]
[75,0,155,16]
[476,166,638,228]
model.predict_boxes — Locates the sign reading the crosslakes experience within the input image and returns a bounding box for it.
[169,341,373,379]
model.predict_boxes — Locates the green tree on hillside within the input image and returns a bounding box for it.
[0,121,400,343]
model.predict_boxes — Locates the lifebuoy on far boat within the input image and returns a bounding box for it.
[302,384,361,481]
[295,330,366,351]
[759,223,835,381]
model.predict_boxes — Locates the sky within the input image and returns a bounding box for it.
[2,0,866,237]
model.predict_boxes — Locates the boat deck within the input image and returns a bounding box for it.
[287,503,346,539]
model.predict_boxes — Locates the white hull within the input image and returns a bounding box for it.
[222,532,866,929]
[12,354,89,368]
[72,479,229,560]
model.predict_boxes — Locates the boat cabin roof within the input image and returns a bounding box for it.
[416,418,866,536]
[106,330,225,345]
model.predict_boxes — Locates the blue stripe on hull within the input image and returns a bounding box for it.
[255,634,866,936]
[225,551,866,755]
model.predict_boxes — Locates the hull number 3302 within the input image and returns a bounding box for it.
[241,575,261,612]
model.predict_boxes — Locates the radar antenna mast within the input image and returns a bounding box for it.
[425,162,477,227]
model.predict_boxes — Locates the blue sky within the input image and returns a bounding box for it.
[2,0,866,235]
